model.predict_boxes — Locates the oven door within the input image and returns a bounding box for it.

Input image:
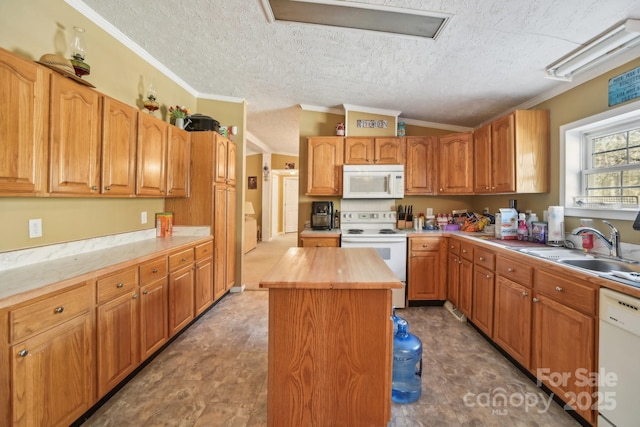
[341,236,407,282]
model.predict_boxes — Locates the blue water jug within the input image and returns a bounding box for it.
[392,319,422,403]
[391,306,405,336]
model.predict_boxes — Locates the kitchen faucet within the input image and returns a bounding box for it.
[571,220,622,258]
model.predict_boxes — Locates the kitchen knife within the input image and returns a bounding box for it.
[398,204,404,219]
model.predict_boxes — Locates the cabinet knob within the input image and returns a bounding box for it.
[104,186,111,191]
[316,244,321,247]
[486,274,491,279]
[507,267,514,272]
[117,283,124,288]
[479,256,484,261]
[522,291,528,297]
[152,268,159,273]
[462,249,467,253]
[334,188,338,193]
[458,260,462,265]
[439,188,444,191]
[181,257,187,262]
[533,297,540,303]
[168,189,173,194]
[450,245,454,249]
[54,306,64,314]
[143,290,149,295]
[555,286,563,292]
[423,244,429,248]
[18,349,28,357]
[133,294,138,300]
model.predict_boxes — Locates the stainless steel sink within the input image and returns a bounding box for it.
[518,247,592,260]
[557,258,640,273]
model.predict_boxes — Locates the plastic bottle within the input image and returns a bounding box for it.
[526,213,538,241]
[391,306,405,336]
[517,213,528,241]
[392,319,422,404]
[333,210,340,229]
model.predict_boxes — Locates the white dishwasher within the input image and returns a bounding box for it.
[598,288,640,427]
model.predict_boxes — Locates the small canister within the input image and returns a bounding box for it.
[336,122,345,136]
[397,122,406,137]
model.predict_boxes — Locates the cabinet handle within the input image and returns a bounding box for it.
[18,349,28,357]
[133,294,138,300]
[439,188,444,191]
[533,297,539,303]
[91,185,98,191]
[555,286,563,292]
[507,267,514,272]
[423,244,429,248]
[334,188,338,193]
[522,291,528,297]
[105,186,111,191]
[479,256,484,261]
[316,244,322,247]
[152,268,159,273]
[458,260,462,265]
[181,257,187,262]
[117,283,124,288]
[143,290,149,295]
[54,306,64,314]
[168,189,173,194]
[486,274,491,279]
[462,249,467,253]
[450,245,454,249]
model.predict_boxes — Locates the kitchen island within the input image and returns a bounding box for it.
[259,247,402,427]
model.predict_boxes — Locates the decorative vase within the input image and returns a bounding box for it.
[175,118,185,129]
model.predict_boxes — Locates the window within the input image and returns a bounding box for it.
[561,99,640,220]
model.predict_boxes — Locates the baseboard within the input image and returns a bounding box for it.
[230,284,246,293]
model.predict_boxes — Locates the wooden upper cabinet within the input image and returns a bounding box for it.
[437,131,473,194]
[0,48,49,196]
[136,113,167,196]
[344,137,404,164]
[474,110,549,194]
[306,137,344,195]
[405,136,437,195]
[214,134,236,186]
[166,126,190,197]
[102,97,137,196]
[49,73,102,195]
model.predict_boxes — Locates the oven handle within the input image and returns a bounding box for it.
[341,237,407,244]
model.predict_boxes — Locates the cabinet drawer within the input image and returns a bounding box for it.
[140,256,167,286]
[496,256,531,287]
[447,239,460,255]
[534,270,596,315]
[410,237,440,252]
[460,242,474,261]
[169,248,195,272]
[97,268,137,304]
[195,241,213,260]
[301,237,339,247]
[474,248,495,271]
[10,283,93,343]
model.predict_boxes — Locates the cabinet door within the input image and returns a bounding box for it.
[166,126,190,197]
[140,278,168,361]
[214,185,227,300]
[214,135,228,184]
[375,137,404,164]
[491,114,516,193]
[473,123,493,193]
[300,236,340,247]
[306,137,343,195]
[49,73,102,195]
[226,140,237,186]
[11,313,94,427]
[226,186,237,290]
[446,252,460,306]
[437,132,473,194]
[493,276,531,367]
[102,97,137,195]
[97,290,139,397]
[194,256,213,315]
[136,113,167,196]
[405,136,436,195]
[168,265,195,337]
[0,49,49,195]
[532,294,595,424]
[408,251,441,300]
[472,265,495,337]
[458,258,474,318]
[344,137,374,164]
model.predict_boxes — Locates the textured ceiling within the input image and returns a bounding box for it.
[76,0,640,155]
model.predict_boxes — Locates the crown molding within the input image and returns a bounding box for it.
[399,117,472,132]
[343,104,402,117]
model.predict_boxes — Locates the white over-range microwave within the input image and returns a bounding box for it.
[342,164,405,199]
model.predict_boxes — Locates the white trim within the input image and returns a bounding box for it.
[560,99,640,221]
[343,103,402,117]
[195,92,245,104]
[399,117,472,133]
[299,104,344,115]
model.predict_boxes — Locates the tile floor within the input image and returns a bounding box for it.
[81,234,583,426]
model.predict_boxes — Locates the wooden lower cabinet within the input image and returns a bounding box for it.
[472,265,495,337]
[458,258,473,318]
[140,278,168,361]
[300,235,340,247]
[493,276,532,367]
[446,250,461,306]
[169,265,195,337]
[408,237,445,300]
[195,256,214,316]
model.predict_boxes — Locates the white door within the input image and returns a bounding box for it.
[283,177,299,233]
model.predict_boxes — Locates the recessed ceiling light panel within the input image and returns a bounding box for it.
[263,0,450,39]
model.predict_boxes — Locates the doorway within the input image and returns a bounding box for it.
[283,177,299,233]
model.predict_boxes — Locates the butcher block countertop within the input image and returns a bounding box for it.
[259,247,402,290]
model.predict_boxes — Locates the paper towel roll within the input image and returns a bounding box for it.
[547,206,564,244]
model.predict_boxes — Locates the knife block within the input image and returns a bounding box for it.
[397,220,408,229]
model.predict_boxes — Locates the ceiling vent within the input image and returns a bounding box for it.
[262,0,450,39]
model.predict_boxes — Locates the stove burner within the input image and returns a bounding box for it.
[347,229,364,234]
[379,229,397,234]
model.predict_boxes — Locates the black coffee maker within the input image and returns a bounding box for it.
[311,201,334,230]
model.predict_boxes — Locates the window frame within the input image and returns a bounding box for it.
[560,99,640,221]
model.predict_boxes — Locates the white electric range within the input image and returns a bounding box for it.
[340,210,407,308]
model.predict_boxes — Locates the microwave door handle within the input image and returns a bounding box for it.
[386,175,390,194]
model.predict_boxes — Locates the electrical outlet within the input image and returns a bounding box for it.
[426,208,433,217]
[141,211,148,224]
[29,218,42,238]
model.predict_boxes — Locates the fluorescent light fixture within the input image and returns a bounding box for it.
[546,19,640,81]
[261,0,450,39]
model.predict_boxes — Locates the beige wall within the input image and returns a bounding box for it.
[0,0,245,253]
[246,154,263,229]
[272,154,299,170]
